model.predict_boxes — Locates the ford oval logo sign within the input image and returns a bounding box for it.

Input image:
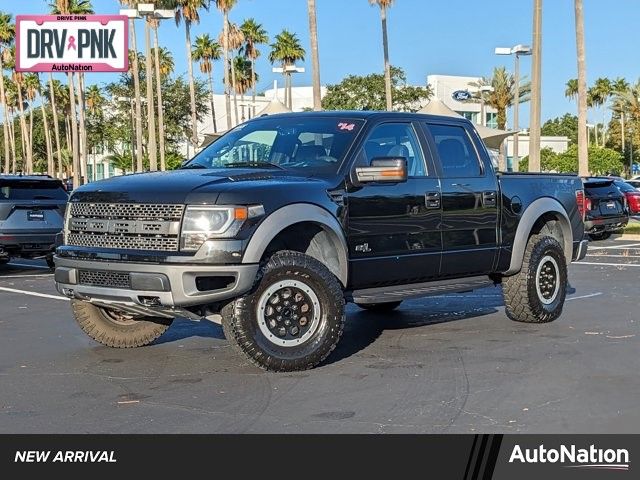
[452,90,472,101]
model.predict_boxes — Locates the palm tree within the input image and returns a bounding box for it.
[176,0,209,147]
[470,67,531,131]
[612,80,640,168]
[574,0,588,177]
[193,34,221,132]
[3,76,18,171]
[25,73,54,176]
[307,0,322,111]
[36,74,55,176]
[269,30,306,110]
[151,20,173,171]
[219,21,244,125]
[119,1,143,172]
[214,0,237,129]
[369,0,395,111]
[0,11,14,174]
[6,47,33,174]
[231,55,257,120]
[49,0,93,13]
[45,77,66,178]
[565,79,578,101]
[85,84,104,180]
[240,19,268,108]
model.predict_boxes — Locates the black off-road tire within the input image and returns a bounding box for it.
[503,234,567,324]
[588,231,611,241]
[72,300,172,348]
[221,251,345,372]
[356,301,402,312]
[0,257,9,265]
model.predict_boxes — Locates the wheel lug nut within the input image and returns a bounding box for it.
[277,315,282,321]
[284,319,291,326]
[278,327,286,337]
[290,326,299,335]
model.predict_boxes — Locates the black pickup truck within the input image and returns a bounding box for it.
[54,112,587,371]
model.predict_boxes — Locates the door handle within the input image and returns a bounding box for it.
[482,191,497,207]
[425,192,441,209]
[452,183,471,187]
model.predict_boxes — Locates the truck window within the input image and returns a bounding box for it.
[426,124,482,178]
[359,123,426,177]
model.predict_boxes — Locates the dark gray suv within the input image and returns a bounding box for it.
[0,175,68,268]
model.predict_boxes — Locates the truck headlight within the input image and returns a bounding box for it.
[180,205,263,251]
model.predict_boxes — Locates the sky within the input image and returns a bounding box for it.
[7,0,640,127]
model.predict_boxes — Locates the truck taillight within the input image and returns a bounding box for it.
[576,189,586,220]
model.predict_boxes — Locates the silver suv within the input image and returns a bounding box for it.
[0,175,68,268]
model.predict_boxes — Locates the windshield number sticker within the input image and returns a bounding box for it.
[338,122,356,131]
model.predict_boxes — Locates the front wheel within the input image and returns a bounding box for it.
[71,300,173,348]
[502,234,567,323]
[221,251,345,372]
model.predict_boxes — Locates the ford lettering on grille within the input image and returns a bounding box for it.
[67,203,184,252]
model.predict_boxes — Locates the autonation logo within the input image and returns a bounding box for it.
[509,444,630,471]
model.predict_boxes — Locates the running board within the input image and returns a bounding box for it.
[347,276,495,304]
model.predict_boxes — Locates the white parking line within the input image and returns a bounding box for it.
[566,292,603,301]
[587,243,640,250]
[0,286,68,301]
[7,263,51,270]
[574,262,640,268]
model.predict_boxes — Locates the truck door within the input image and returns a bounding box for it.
[346,122,442,288]
[422,121,499,277]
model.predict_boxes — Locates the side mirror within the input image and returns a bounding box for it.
[355,157,408,183]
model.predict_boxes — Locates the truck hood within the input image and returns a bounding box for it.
[69,169,332,205]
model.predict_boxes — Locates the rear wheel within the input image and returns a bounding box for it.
[503,234,567,324]
[588,231,611,241]
[221,251,345,372]
[71,300,172,348]
[356,301,402,312]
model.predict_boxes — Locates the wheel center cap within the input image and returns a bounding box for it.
[282,307,293,317]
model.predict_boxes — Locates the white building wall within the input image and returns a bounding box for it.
[505,136,570,158]
[427,74,497,125]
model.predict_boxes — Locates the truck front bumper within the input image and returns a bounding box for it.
[53,256,259,310]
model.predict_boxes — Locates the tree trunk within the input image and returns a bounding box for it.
[153,26,166,171]
[185,21,198,149]
[130,19,144,172]
[16,81,33,173]
[231,58,239,125]
[39,94,54,177]
[9,117,16,173]
[67,73,80,189]
[208,68,218,133]
[144,20,157,171]
[575,0,589,176]
[528,0,543,172]
[49,73,63,178]
[250,58,256,109]
[77,73,88,181]
[65,114,71,153]
[307,0,322,111]
[380,6,393,111]
[223,12,232,129]
[0,55,10,174]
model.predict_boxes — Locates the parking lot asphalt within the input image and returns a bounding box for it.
[1,239,639,434]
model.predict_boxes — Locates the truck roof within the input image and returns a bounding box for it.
[254,110,473,124]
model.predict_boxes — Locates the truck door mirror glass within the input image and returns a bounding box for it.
[355,158,408,183]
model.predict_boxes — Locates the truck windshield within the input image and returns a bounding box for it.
[183,117,364,176]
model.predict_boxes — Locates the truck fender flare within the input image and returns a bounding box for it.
[242,203,349,286]
[505,197,573,275]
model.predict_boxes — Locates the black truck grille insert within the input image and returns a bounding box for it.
[78,270,131,289]
[67,203,183,252]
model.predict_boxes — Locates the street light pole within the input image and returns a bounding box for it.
[495,44,531,172]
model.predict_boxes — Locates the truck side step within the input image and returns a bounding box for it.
[348,276,495,304]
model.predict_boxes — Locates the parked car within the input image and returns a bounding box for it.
[626,180,640,191]
[614,181,640,216]
[54,112,587,371]
[583,177,629,241]
[0,175,68,267]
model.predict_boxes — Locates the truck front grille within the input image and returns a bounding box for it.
[78,270,131,289]
[67,202,183,252]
